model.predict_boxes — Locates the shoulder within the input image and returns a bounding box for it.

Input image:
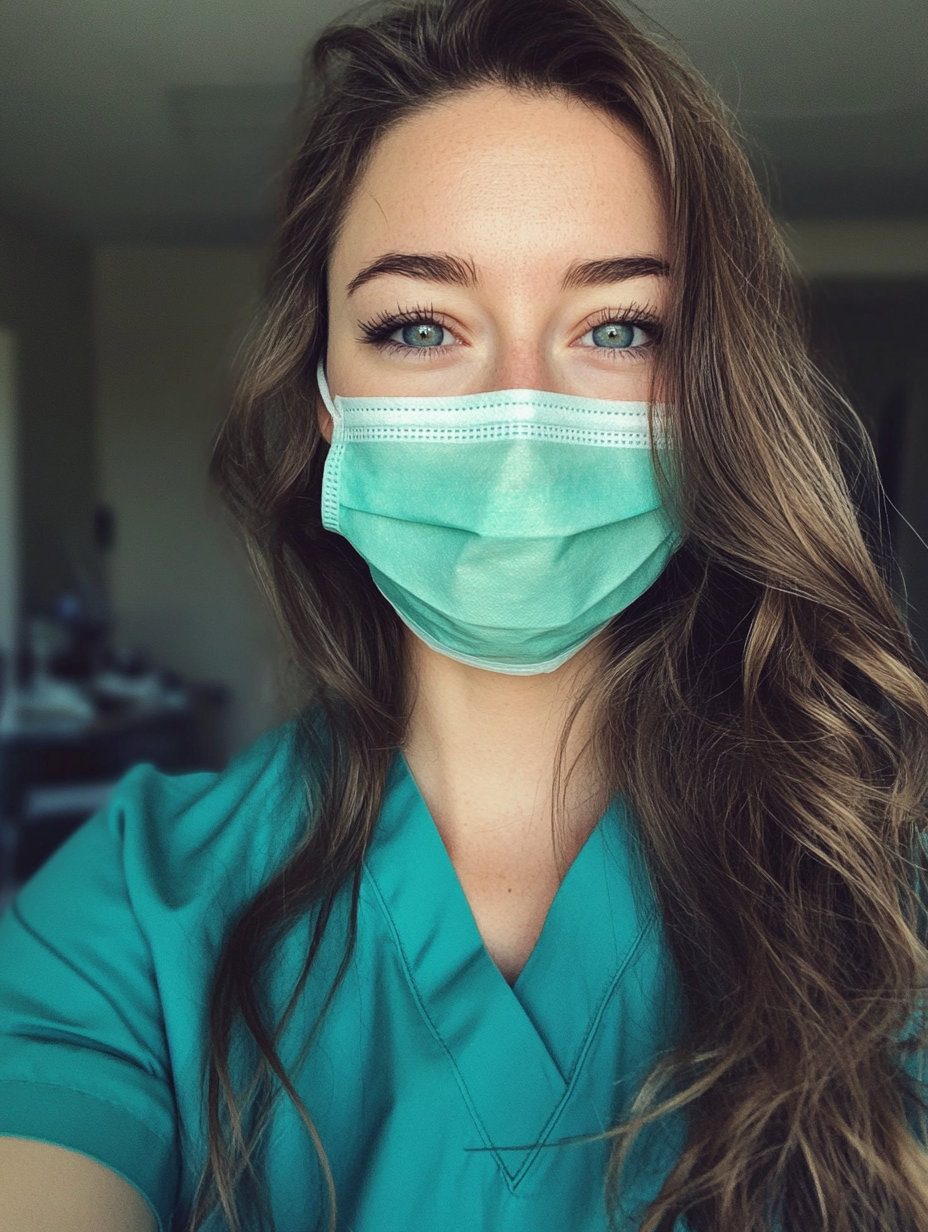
[0,719,320,1232]
[111,718,307,868]
[10,718,313,940]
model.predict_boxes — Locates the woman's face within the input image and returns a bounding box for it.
[322,84,668,436]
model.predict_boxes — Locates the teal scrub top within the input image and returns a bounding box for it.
[0,723,685,1231]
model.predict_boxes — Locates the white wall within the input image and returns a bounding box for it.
[94,245,283,757]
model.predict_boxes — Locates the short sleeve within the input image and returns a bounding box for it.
[0,775,180,1232]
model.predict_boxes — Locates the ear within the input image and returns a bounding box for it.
[316,393,334,443]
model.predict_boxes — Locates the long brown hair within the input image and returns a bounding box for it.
[201,1,928,1228]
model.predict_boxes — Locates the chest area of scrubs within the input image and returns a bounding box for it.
[248,756,684,1232]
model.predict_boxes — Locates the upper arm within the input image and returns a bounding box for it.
[0,750,294,1232]
[0,1138,157,1232]
[0,788,182,1231]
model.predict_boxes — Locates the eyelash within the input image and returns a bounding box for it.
[357,303,450,357]
[356,301,663,359]
[582,304,663,357]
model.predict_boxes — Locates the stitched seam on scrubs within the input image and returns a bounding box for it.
[9,901,169,1082]
[0,1079,176,1146]
[362,864,527,1191]
[506,909,661,1188]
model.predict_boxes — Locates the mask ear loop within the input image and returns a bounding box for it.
[316,360,340,424]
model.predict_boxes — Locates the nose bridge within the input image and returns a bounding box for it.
[485,287,555,392]
[478,254,561,391]
[488,352,547,389]
[489,346,553,392]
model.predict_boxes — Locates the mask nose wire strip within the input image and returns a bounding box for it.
[316,360,339,421]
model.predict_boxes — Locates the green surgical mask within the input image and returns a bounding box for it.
[318,363,681,675]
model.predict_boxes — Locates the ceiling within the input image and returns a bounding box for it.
[1,0,926,243]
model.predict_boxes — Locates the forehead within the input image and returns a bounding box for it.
[331,84,665,283]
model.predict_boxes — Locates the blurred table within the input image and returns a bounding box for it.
[0,684,227,904]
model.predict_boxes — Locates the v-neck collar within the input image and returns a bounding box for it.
[512,793,658,1078]
[362,754,657,1185]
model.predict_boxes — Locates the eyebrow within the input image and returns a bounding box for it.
[345,250,670,296]
[346,252,477,295]
[562,255,670,288]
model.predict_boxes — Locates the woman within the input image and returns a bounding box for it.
[2,0,928,1229]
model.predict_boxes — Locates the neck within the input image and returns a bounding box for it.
[402,632,610,873]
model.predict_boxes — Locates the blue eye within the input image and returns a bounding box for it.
[574,318,655,352]
[592,322,635,348]
[400,322,446,347]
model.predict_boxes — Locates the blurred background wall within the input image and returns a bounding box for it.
[0,0,926,894]
[94,244,276,754]
[786,221,928,645]
[0,216,96,616]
